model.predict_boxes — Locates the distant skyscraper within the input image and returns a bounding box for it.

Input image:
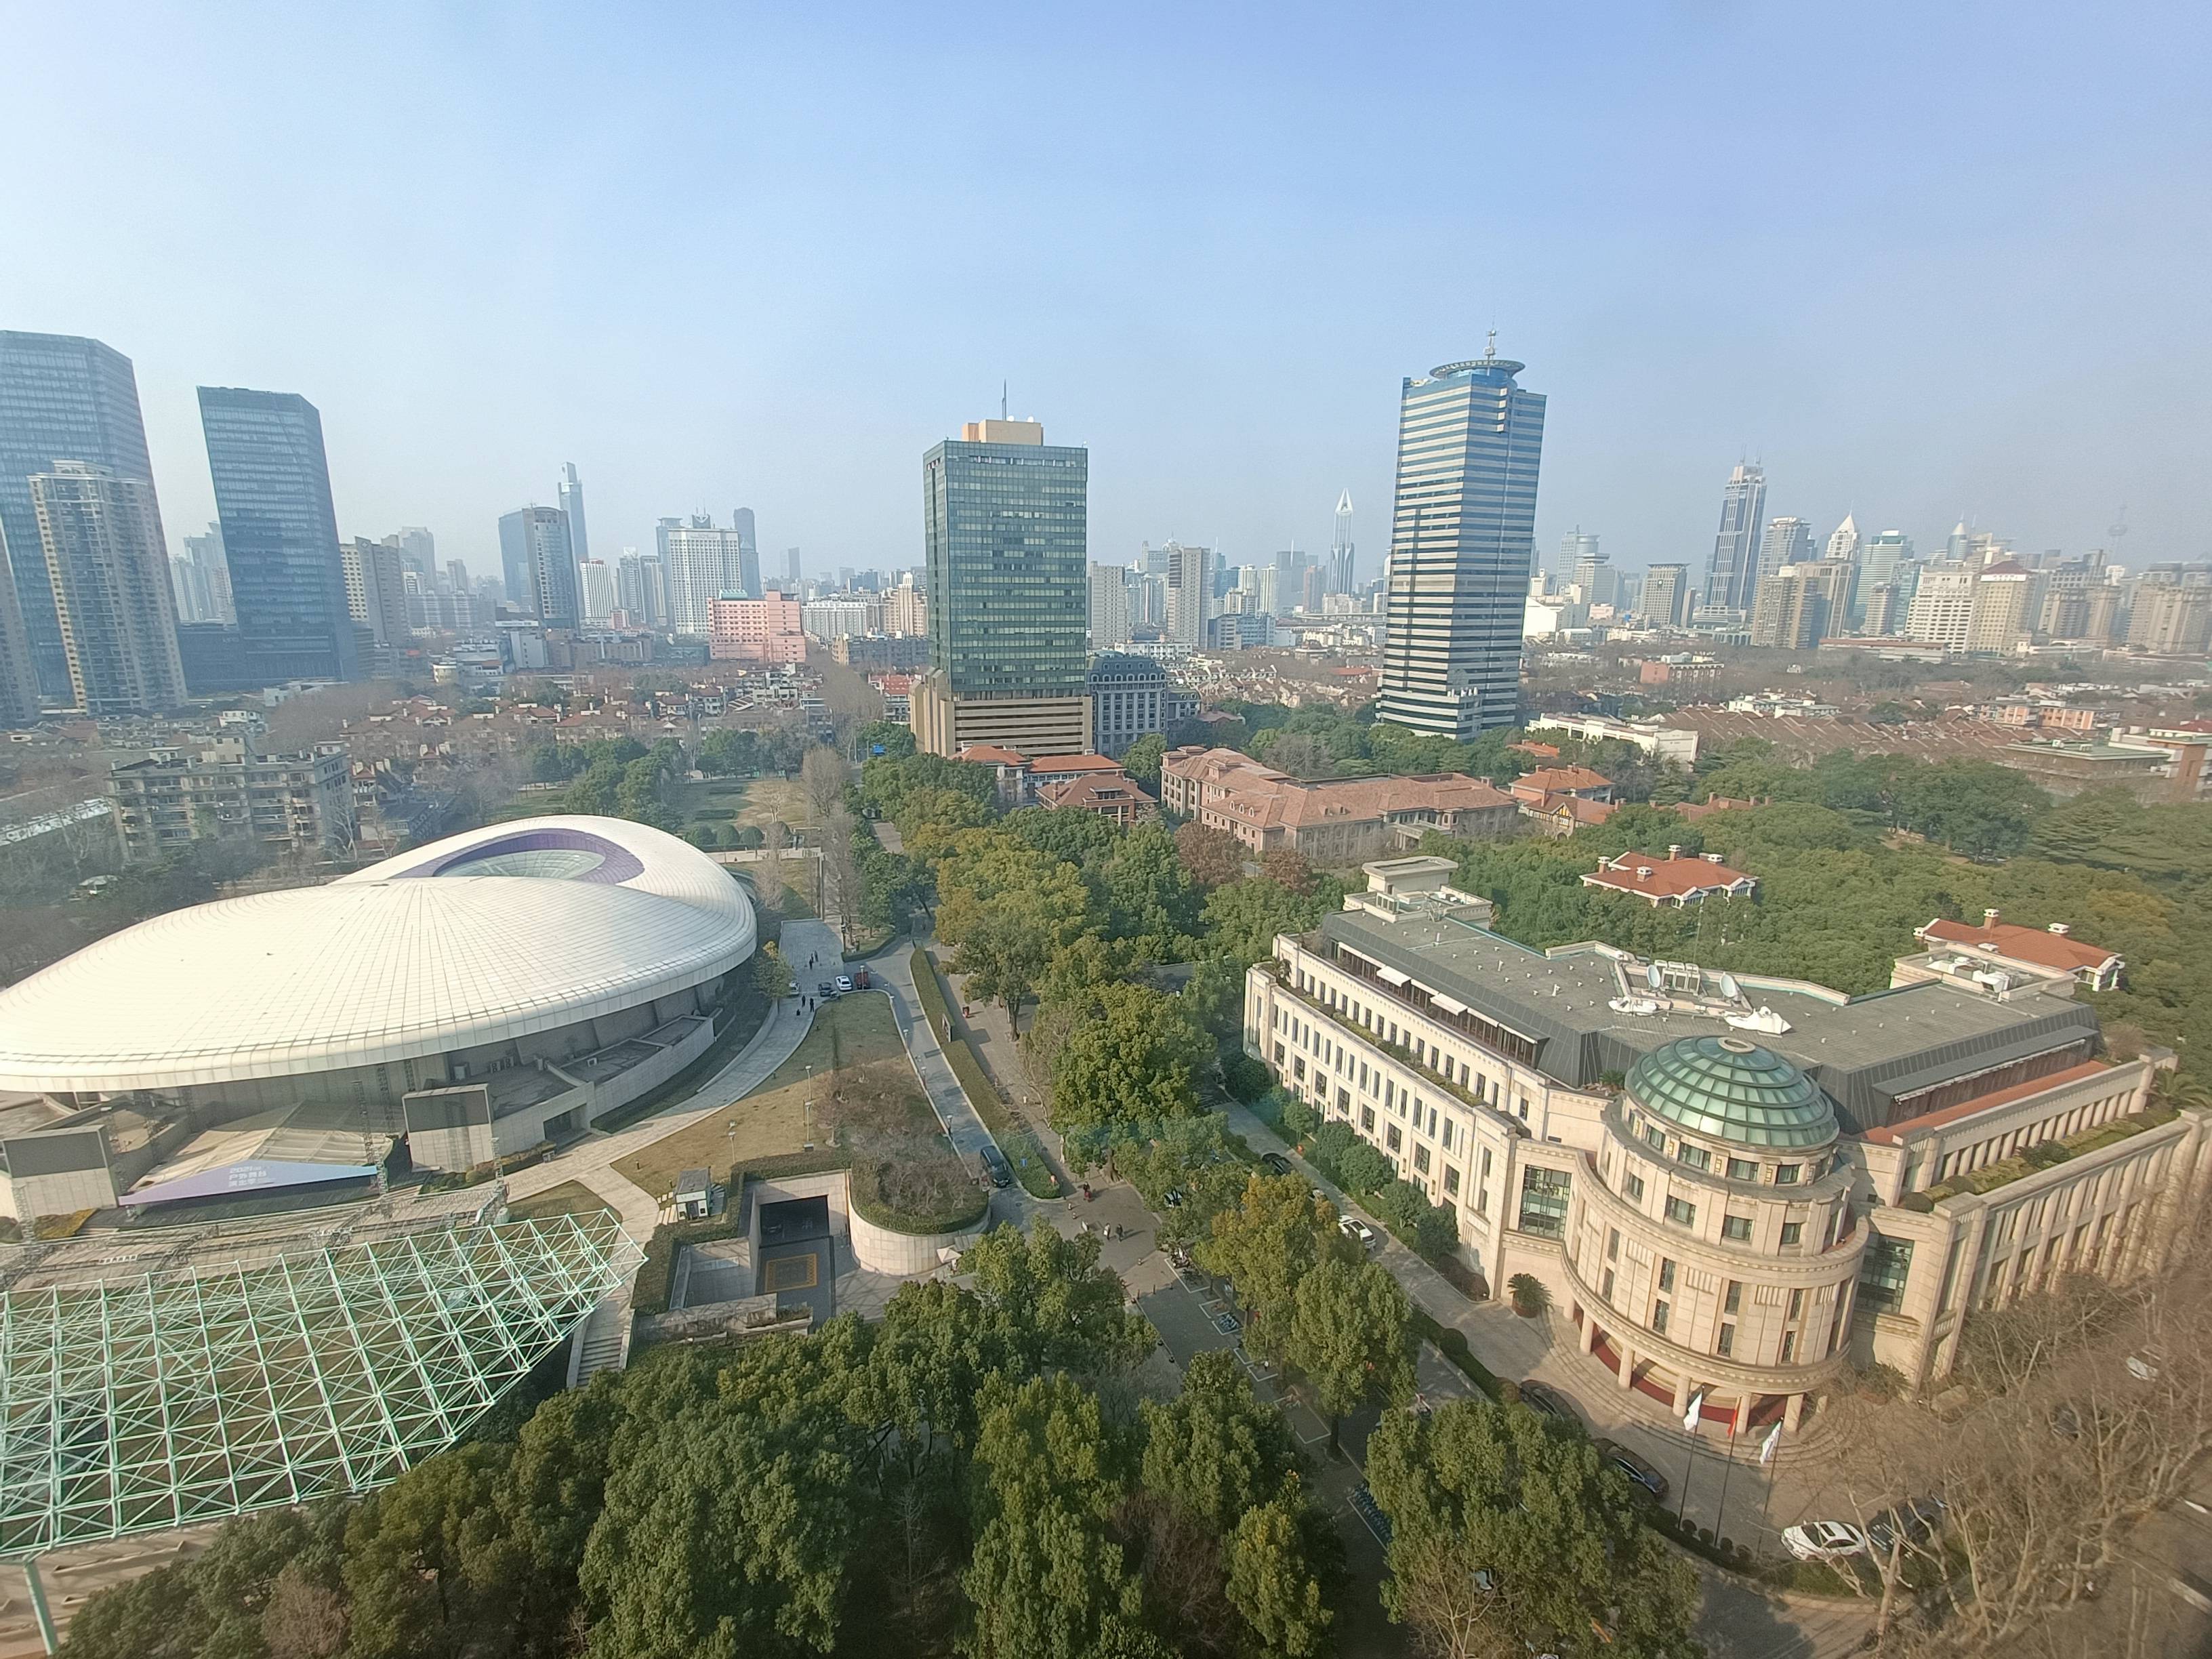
[340,535,409,649]
[1558,527,1600,584]
[0,331,157,703]
[498,506,581,629]
[558,464,590,565]
[1328,491,1356,594]
[1572,544,1614,607]
[733,508,760,599]
[30,462,184,714]
[1704,463,1768,615]
[617,549,666,628]
[785,546,802,588]
[1642,562,1689,628]
[1088,562,1132,648]
[199,386,359,683]
[170,521,234,626]
[1164,541,1213,648]
[659,516,748,632]
[914,415,1090,756]
[1750,559,1851,651]
[1757,516,1814,591]
[1376,343,1547,739]
[1825,514,1860,564]
[578,558,617,625]
[390,525,436,577]
[1853,530,1912,628]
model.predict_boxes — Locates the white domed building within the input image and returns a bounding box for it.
[0,817,756,1216]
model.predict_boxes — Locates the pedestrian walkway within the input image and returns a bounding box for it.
[866,940,1005,1168]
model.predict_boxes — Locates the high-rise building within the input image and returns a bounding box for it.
[1641,563,1689,628]
[497,506,580,628]
[659,515,748,632]
[785,546,802,588]
[169,521,234,626]
[1089,563,1132,648]
[0,331,158,705]
[1906,563,1977,651]
[1572,544,1614,608]
[1328,491,1356,594]
[1967,560,2035,654]
[1558,527,1600,586]
[390,526,436,577]
[1825,514,1860,565]
[617,549,667,628]
[1703,463,1768,615]
[1376,344,1547,739]
[732,508,760,599]
[557,464,590,566]
[1757,516,1814,590]
[199,386,359,683]
[1854,531,1912,628]
[339,535,409,648]
[1749,560,1851,651]
[578,558,617,625]
[2125,567,2212,656]
[914,415,1090,757]
[1164,540,1213,648]
[882,572,927,636]
[30,462,184,714]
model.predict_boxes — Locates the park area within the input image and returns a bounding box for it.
[685,775,809,840]
[613,994,983,1234]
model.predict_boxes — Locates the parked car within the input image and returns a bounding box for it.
[835,974,855,994]
[1593,1438,1667,1503]
[1338,1214,1376,1248]
[1866,1497,1946,1559]
[816,981,837,999]
[978,1146,1013,1189]
[1260,1153,1293,1176]
[1517,1381,1582,1428]
[1783,1519,1871,1562]
[851,967,872,989]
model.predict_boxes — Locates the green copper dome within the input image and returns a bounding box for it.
[1626,1036,1836,1150]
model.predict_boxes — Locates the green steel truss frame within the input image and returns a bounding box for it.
[0,1212,636,1557]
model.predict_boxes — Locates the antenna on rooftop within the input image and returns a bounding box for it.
[1002,380,1008,421]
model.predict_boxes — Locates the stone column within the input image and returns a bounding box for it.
[1616,1343,1636,1388]
[1672,1371,1692,1414]
[1784,1392,1805,1432]
[1578,1316,1597,1355]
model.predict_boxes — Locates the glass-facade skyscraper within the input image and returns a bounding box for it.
[199,386,359,684]
[1703,462,1768,615]
[1376,347,1546,739]
[498,506,581,630]
[923,419,1087,700]
[0,331,157,704]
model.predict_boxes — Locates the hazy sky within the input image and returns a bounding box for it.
[3,3,2206,583]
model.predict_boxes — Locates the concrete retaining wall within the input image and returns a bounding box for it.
[847,1197,985,1275]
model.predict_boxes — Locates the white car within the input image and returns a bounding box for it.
[1782,1519,1870,1562]
[1338,1214,1376,1248]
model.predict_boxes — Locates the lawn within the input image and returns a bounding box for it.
[613,994,936,1206]
[506,1181,616,1225]
[687,776,813,839]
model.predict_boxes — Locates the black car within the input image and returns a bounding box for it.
[1593,1437,1668,1503]
[1261,1153,1293,1176]
[1866,1496,1946,1558]
[816,981,837,999]
[1517,1381,1582,1429]
[978,1146,1013,1189]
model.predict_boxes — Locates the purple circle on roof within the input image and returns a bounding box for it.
[398,826,645,884]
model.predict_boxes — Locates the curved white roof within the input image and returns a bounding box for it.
[0,817,756,1093]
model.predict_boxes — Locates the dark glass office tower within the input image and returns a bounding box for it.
[0,331,155,701]
[198,387,359,684]
[1703,463,1767,615]
[1376,345,1547,739]
[498,506,581,629]
[922,419,1087,699]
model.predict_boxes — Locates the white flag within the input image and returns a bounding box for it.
[1760,1421,1783,1465]
[1681,1390,1704,1433]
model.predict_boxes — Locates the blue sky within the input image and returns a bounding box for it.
[3,2,2205,583]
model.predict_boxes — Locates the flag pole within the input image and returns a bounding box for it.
[1677,1389,1704,1525]
[1715,1410,1738,1543]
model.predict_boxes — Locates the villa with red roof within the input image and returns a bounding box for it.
[1913,909,2124,992]
[1580,847,1758,907]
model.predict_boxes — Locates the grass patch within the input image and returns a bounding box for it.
[912,947,1061,1199]
[506,1181,616,1226]
[619,996,977,1235]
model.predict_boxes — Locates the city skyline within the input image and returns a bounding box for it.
[1,7,2203,587]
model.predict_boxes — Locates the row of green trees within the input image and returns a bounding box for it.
[64,1223,1341,1659]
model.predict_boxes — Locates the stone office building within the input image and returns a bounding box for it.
[1245,861,2211,1433]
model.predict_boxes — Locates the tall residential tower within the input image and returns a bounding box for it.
[30,462,185,714]
[914,415,1090,756]
[1376,343,1547,739]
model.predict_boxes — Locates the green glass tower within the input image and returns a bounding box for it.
[923,417,1088,699]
